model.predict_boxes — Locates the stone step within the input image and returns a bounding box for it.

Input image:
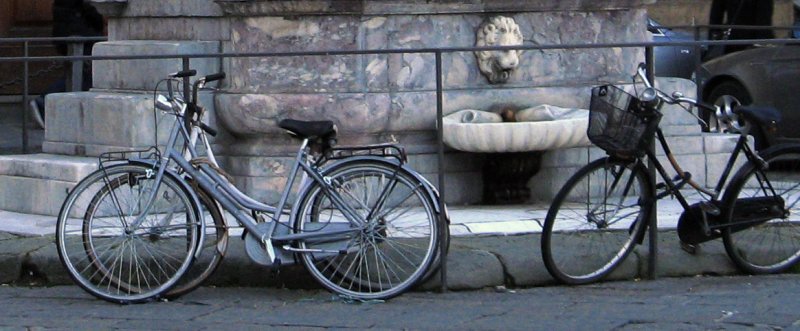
[0,154,98,216]
[92,40,221,91]
[43,91,221,157]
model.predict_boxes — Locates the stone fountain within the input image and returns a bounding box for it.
[3,0,712,217]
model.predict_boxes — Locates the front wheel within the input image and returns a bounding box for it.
[293,160,439,300]
[56,164,200,304]
[722,145,800,274]
[542,157,652,285]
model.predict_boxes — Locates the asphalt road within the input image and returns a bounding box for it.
[1,274,799,330]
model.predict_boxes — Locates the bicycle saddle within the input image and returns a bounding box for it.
[734,106,781,128]
[278,119,337,139]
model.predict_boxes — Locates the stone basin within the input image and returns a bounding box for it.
[442,108,591,153]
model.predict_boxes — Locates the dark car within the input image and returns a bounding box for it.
[649,18,699,79]
[697,45,800,149]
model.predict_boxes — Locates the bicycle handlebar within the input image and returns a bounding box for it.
[204,73,226,83]
[634,63,720,130]
[157,71,226,137]
[169,69,197,78]
[634,63,715,112]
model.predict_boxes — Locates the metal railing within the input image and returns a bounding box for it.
[0,36,106,153]
[2,29,800,289]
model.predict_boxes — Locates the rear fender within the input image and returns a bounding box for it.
[290,156,447,223]
[324,156,446,217]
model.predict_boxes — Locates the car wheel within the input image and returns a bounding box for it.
[706,80,769,150]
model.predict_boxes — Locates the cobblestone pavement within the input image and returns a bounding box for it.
[0,274,798,330]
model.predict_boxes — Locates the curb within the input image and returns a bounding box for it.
[0,230,743,290]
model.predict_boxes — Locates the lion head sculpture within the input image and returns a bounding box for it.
[475,16,524,84]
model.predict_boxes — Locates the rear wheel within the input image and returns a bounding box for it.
[293,161,439,300]
[722,145,800,274]
[542,157,652,285]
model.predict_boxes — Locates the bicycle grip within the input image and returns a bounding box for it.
[199,122,218,137]
[204,73,226,83]
[172,69,197,78]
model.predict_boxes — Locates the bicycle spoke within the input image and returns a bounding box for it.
[296,162,437,299]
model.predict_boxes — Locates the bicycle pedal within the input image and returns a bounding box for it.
[699,201,721,216]
[680,241,698,255]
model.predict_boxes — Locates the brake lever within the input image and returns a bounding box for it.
[686,105,710,130]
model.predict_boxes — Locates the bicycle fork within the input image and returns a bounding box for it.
[590,159,642,235]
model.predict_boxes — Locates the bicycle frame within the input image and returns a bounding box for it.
[614,64,776,226]
[129,102,407,264]
[620,115,776,234]
[57,71,448,302]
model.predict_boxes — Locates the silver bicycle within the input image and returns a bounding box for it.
[56,70,449,303]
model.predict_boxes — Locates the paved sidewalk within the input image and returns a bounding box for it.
[0,193,744,290]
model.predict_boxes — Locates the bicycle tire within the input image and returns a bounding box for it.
[542,157,652,285]
[722,144,800,274]
[304,167,450,286]
[164,182,228,299]
[56,164,200,304]
[293,160,439,300]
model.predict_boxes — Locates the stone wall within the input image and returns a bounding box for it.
[65,0,657,205]
[214,1,650,203]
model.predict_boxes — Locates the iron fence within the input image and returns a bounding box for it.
[0,36,106,153]
[2,28,800,289]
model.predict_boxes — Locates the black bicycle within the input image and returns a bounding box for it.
[541,63,800,285]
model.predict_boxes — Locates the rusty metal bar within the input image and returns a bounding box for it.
[693,26,703,103]
[67,42,83,92]
[22,41,29,153]
[5,38,800,65]
[182,57,191,101]
[435,50,448,292]
[645,46,657,280]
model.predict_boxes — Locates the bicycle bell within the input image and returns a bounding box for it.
[639,87,659,108]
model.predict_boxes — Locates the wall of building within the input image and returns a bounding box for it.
[0,0,53,36]
[0,1,16,37]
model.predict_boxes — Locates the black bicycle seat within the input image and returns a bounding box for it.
[278,119,337,139]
